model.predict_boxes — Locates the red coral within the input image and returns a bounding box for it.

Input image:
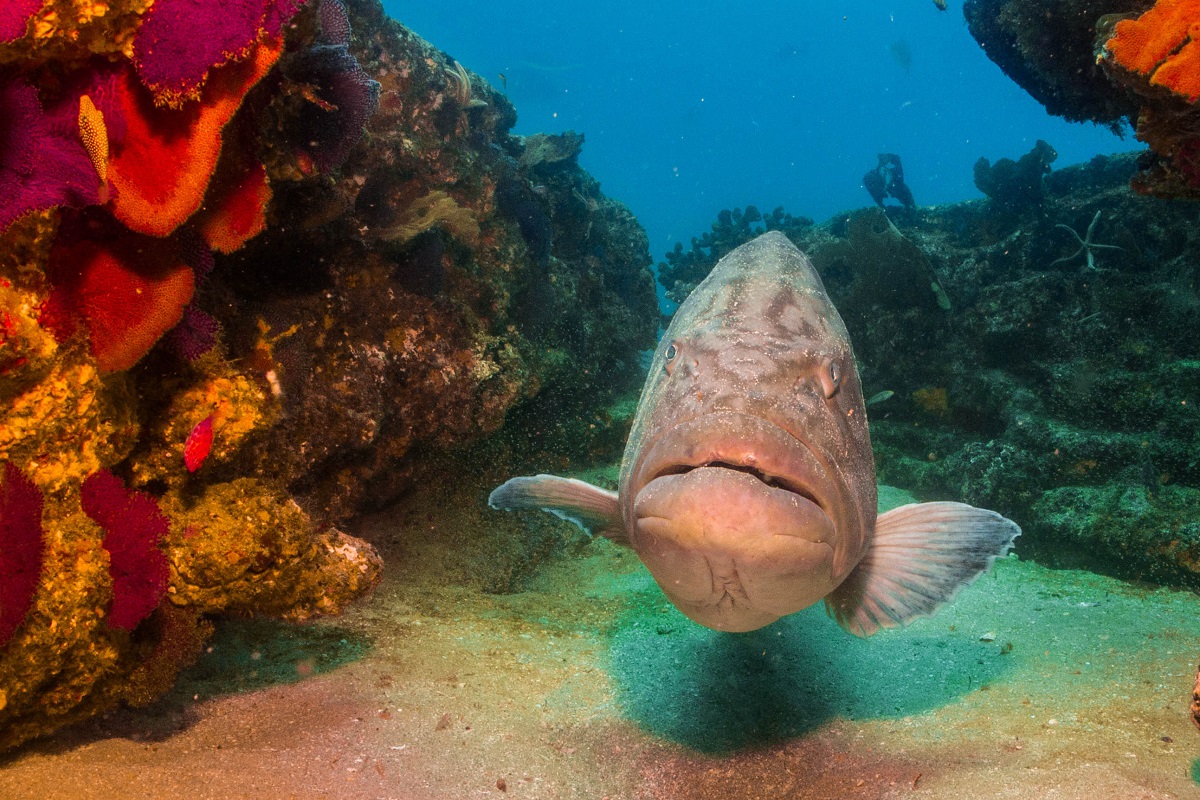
[0,0,40,44]
[43,211,195,373]
[81,470,171,631]
[0,463,45,647]
[110,37,284,238]
[194,152,272,254]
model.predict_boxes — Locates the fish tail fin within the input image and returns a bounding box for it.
[824,501,1020,638]
[488,474,628,545]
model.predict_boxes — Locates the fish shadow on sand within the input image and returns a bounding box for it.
[609,604,1012,752]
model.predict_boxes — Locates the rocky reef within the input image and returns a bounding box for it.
[964,0,1200,198]
[659,147,1200,590]
[0,0,656,752]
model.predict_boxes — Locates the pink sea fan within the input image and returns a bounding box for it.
[0,0,41,44]
[0,463,45,647]
[81,470,171,631]
[132,0,304,105]
[0,73,106,232]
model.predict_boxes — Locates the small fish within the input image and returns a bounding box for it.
[491,232,1019,634]
[497,72,507,91]
[183,414,214,473]
[933,0,948,10]
[866,390,894,406]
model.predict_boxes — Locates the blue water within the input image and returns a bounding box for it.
[386,1,1125,259]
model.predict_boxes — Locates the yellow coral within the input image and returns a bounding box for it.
[0,359,136,493]
[0,280,58,399]
[0,0,154,65]
[378,190,480,245]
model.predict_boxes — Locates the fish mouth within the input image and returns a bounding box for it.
[631,411,836,528]
[648,460,823,510]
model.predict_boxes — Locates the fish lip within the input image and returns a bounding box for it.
[631,411,835,519]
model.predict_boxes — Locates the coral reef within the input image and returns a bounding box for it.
[0,0,657,753]
[664,150,1200,590]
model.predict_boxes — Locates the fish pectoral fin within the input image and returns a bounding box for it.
[488,474,629,546]
[824,501,1020,638]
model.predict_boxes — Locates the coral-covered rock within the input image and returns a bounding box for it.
[43,214,196,373]
[0,0,656,754]
[1097,1,1200,197]
[161,478,382,619]
[962,0,1147,128]
[0,74,106,232]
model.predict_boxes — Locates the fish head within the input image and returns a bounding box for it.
[621,232,876,632]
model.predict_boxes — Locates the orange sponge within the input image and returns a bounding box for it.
[1106,0,1200,101]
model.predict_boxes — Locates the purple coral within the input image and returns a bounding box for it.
[164,303,219,361]
[284,30,380,173]
[318,0,352,46]
[132,0,304,104]
[0,463,45,647]
[0,73,105,232]
[81,470,171,631]
[0,0,40,43]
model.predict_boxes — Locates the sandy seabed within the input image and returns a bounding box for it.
[1,480,1197,800]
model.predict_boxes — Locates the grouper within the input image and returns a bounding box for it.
[490,231,1018,634]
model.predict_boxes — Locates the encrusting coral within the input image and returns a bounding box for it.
[0,0,658,754]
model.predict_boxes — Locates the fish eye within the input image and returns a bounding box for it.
[663,342,680,375]
[819,358,842,399]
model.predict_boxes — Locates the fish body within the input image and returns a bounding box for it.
[491,232,1018,634]
[183,414,214,473]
